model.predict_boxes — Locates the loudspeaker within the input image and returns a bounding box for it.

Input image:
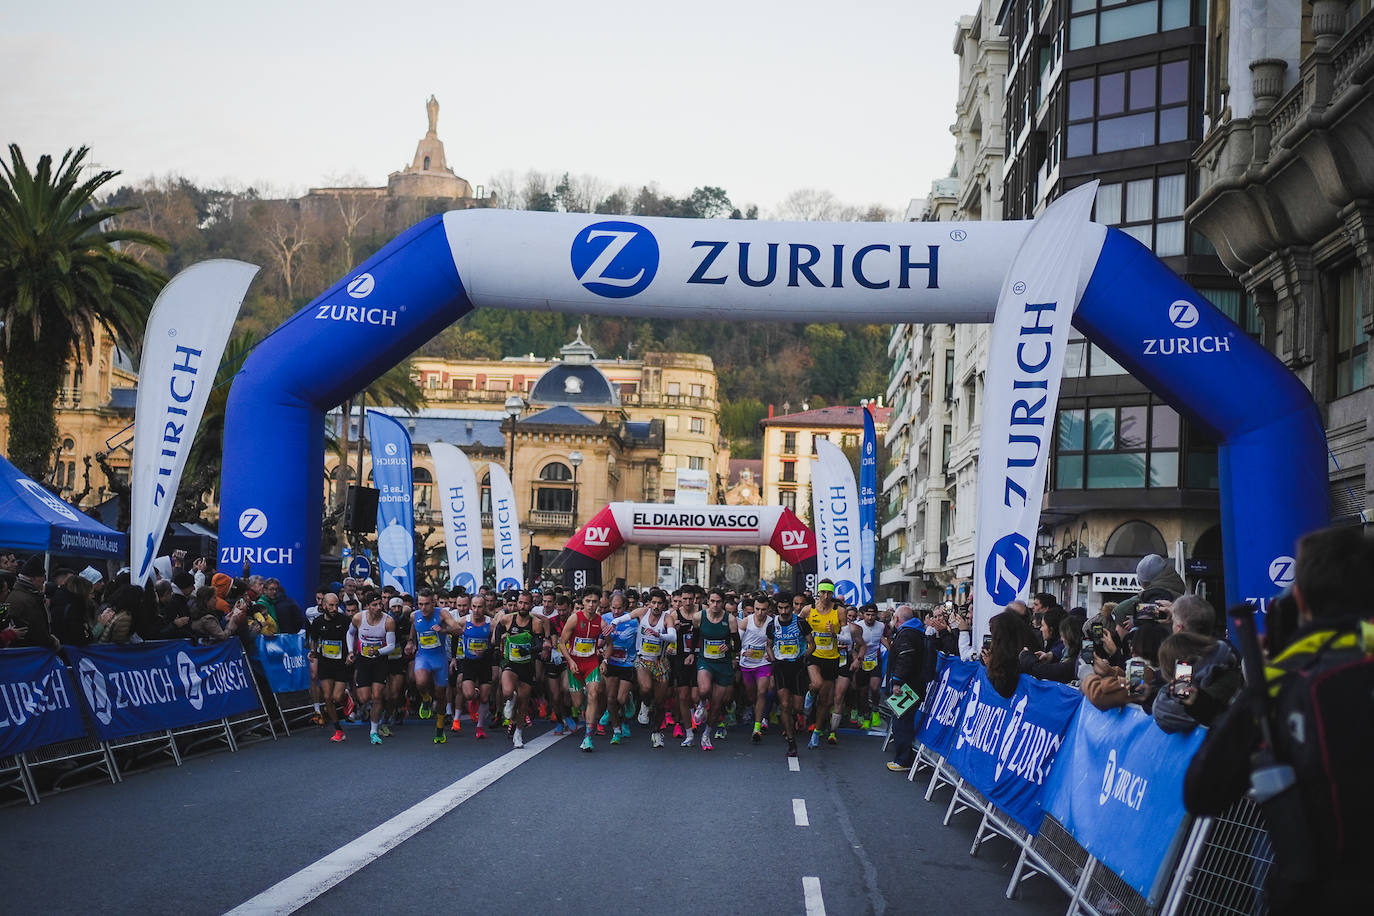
[526,545,542,584]
[343,485,379,533]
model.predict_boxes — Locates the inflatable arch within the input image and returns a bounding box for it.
[219,208,1328,612]
[554,503,818,592]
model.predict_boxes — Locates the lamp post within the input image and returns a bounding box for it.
[504,395,524,482]
[569,450,583,529]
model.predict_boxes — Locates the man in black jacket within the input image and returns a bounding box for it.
[10,555,58,650]
[886,606,928,771]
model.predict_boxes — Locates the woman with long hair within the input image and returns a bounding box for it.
[982,611,1024,698]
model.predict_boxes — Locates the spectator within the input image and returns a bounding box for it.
[1169,593,1215,636]
[1026,617,1082,684]
[1153,630,1241,733]
[262,578,306,634]
[49,572,95,647]
[983,611,1024,699]
[189,585,244,642]
[885,605,928,772]
[157,572,194,639]
[1006,599,1045,652]
[1038,606,1068,660]
[0,571,23,647]
[925,604,959,657]
[9,555,58,650]
[0,551,18,575]
[1113,553,1185,629]
[209,572,234,615]
[94,585,140,645]
[1080,620,1168,712]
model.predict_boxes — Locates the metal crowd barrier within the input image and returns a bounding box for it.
[901,726,1276,915]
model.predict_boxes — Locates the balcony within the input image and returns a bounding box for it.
[528,510,575,531]
[622,391,717,412]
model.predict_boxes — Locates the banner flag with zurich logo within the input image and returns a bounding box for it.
[814,438,862,604]
[972,184,1105,642]
[859,403,878,605]
[367,410,416,593]
[487,463,523,592]
[430,442,484,593]
[0,648,86,756]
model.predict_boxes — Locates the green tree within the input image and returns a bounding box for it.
[0,145,167,479]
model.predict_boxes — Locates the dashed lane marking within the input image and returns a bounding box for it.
[793,798,810,827]
[803,876,827,916]
[788,756,801,772]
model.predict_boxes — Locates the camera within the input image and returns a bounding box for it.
[1169,659,1194,698]
[981,633,992,652]
[1125,657,1147,698]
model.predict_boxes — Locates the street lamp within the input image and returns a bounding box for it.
[569,450,583,528]
[504,395,524,481]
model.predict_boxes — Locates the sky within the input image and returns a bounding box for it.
[2,0,979,216]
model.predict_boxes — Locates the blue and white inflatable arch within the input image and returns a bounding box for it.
[219,202,1327,617]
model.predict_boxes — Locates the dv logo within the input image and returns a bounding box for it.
[570,221,659,299]
[1168,299,1199,330]
[983,532,1031,605]
[780,529,808,550]
[77,657,112,726]
[238,508,268,540]
[1269,555,1296,588]
[584,526,612,547]
[347,273,375,299]
[177,651,204,710]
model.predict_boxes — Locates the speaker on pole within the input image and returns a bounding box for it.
[344,485,379,534]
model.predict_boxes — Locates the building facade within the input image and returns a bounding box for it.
[1189,0,1373,528]
[759,404,891,586]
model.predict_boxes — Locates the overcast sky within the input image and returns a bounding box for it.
[3,0,979,216]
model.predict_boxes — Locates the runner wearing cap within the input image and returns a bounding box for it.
[805,579,844,749]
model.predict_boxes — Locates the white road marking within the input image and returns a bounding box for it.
[227,730,567,915]
[803,876,827,916]
[788,756,801,772]
[793,798,810,827]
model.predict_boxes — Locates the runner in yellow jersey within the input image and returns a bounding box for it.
[804,579,865,748]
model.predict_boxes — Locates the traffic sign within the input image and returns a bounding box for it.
[348,555,373,581]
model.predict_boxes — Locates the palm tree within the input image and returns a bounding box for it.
[0,145,167,478]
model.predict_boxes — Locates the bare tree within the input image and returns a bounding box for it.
[259,205,313,300]
[488,170,524,209]
[321,171,381,272]
[774,188,841,222]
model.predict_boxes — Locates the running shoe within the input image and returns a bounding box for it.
[752,723,763,743]
[886,761,908,772]
[311,712,326,727]
[681,728,695,747]
[619,723,631,739]
[378,724,392,738]
[610,732,622,746]
[691,702,706,728]
[504,699,515,721]
[331,730,346,743]
[787,738,799,757]
[563,716,578,732]
[554,723,566,736]
[701,731,714,751]
[870,713,882,729]
[580,736,594,752]
[672,723,685,739]
[513,728,525,749]
[475,726,488,740]
[450,717,462,734]
[537,699,549,719]
[827,732,838,746]
[714,727,726,740]
[808,731,821,750]
[418,700,432,720]
[595,724,607,737]
[370,732,383,746]
[651,731,664,748]
[599,710,611,727]
[624,700,636,720]
[803,691,814,713]
[637,703,651,726]
[434,730,447,745]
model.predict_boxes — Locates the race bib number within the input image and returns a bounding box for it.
[775,641,800,660]
[466,639,487,656]
[610,647,627,662]
[863,658,878,671]
[743,648,765,662]
[641,635,663,657]
[319,640,342,659]
[361,645,380,658]
[418,634,440,649]
[813,634,835,652]
[508,642,531,662]
[572,636,597,657]
[703,639,727,660]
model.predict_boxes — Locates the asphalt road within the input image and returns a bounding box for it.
[6,716,1068,915]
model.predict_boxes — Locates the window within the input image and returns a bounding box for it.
[1104,520,1168,557]
[942,425,952,475]
[477,472,490,515]
[539,462,572,481]
[1068,0,1194,50]
[943,351,955,401]
[1331,263,1369,397]
[667,381,681,396]
[1066,60,1191,158]
[843,434,857,449]
[783,431,797,454]
[781,461,797,483]
[452,377,472,391]
[666,415,679,432]
[688,456,706,471]
[964,380,977,427]
[487,378,508,392]
[415,467,435,510]
[535,464,573,513]
[1054,400,1179,489]
[1092,171,1188,257]
[690,383,704,398]
[811,435,820,456]
[1200,288,1260,335]
[690,417,705,434]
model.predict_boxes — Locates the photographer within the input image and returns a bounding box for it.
[1080,615,1167,712]
[1152,628,1240,734]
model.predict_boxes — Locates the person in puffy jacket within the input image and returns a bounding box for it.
[1153,631,1242,733]
[210,572,234,615]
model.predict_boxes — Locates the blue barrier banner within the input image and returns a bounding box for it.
[0,648,87,756]
[915,655,979,757]
[252,634,311,694]
[943,668,1081,831]
[1042,702,1207,903]
[66,640,261,740]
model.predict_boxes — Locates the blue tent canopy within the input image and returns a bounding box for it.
[0,452,126,559]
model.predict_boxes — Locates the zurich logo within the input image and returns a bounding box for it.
[984,532,1031,605]
[347,273,375,299]
[453,571,478,592]
[1269,555,1296,588]
[384,442,398,457]
[835,580,859,604]
[570,220,659,299]
[77,657,112,726]
[1099,748,1118,806]
[1168,300,1199,329]
[497,576,520,592]
[238,508,268,540]
[18,478,78,522]
[177,651,204,710]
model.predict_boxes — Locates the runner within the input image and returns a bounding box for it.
[542,593,576,735]
[559,586,607,752]
[855,603,889,729]
[347,591,397,745]
[633,588,674,748]
[408,587,457,744]
[446,590,471,732]
[307,592,350,742]
[832,604,865,740]
[601,591,639,745]
[456,593,495,739]
[805,579,845,749]
[670,588,700,746]
[739,593,774,743]
[689,587,740,751]
[383,596,413,735]
[767,591,811,757]
[494,589,546,749]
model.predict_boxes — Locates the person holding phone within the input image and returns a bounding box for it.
[1153,630,1241,733]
